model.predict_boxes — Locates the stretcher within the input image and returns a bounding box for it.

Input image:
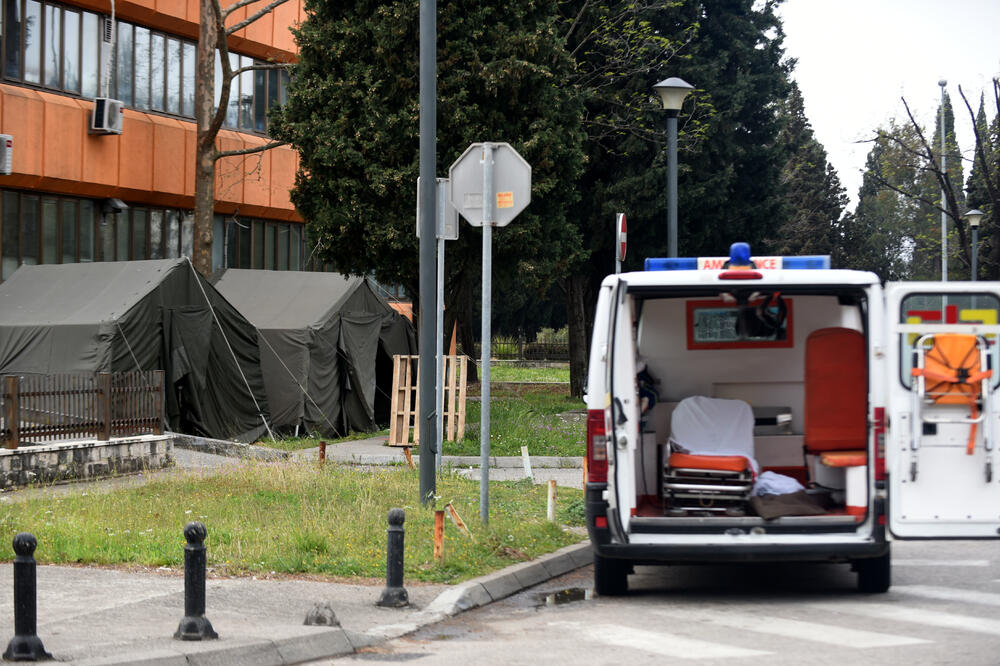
[910,333,995,482]
[662,396,757,515]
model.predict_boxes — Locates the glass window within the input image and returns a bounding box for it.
[226,52,240,127]
[238,221,251,268]
[79,200,95,262]
[41,197,58,264]
[5,0,21,79]
[149,209,163,258]
[23,0,42,84]
[212,215,224,270]
[279,69,289,104]
[181,213,193,259]
[182,42,195,116]
[21,195,39,266]
[254,69,267,132]
[165,210,180,258]
[290,224,301,270]
[277,224,288,270]
[898,292,1000,389]
[252,220,264,269]
[133,26,150,109]
[2,192,20,280]
[150,32,164,110]
[267,68,279,111]
[61,199,77,263]
[43,3,61,88]
[265,224,276,270]
[224,219,237,268]
[63,10,80,93]
[240,55,254,129]
[213,50,222,113]
[132,209,147,259]
[166,38,181,114]
[81,11,98,97]
[116,212,130,260]
[116,22,133,105]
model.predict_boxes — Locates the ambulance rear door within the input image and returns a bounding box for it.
[884,282,1000,538]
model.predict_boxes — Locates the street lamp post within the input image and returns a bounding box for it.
[939,79,948,281]
[653,77,694,258]
[965,209,984,281]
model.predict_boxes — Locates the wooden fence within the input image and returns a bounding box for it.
[1,371,165,449]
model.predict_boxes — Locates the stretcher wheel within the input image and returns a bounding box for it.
[855,550,891,594]
[594,554,629,596]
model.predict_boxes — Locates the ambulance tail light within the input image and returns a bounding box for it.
[873,407,886,482]
[587,409,609,483]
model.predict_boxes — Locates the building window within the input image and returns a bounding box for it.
[1,0,103,97]
[0,189,100,281]
[217,215,305,272]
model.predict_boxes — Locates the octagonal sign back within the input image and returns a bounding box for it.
[448,142,531,227]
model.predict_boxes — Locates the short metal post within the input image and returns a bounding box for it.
[3,532,52,661]
[319,441,327,465]
[174,522,218,641]
[376,508,409,607]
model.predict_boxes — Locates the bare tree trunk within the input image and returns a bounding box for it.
[566,275,588,399]
[194,0,219,276]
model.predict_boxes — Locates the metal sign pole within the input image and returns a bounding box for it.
[435,184,446,472]
[615,213,621,275]
[480,143,494,525]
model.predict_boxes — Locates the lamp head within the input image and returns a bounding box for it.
[965,209,985,229]
[653,77,694,112]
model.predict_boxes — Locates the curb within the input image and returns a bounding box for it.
[332,453,584,469]
[170,433,291,462]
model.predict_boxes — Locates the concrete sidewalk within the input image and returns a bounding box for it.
[0,438,592,664]
[0,541,591,665]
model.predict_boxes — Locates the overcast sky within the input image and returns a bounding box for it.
[777,0,1000,209]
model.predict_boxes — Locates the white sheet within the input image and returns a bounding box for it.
[669,396,759,473]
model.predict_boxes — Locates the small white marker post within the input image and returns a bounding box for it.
[521,445,533,482]
[547,479,557,522]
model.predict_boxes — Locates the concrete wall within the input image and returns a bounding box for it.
[0,435,173,489]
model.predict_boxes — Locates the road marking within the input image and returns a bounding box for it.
[652,608,928,648]
[553,622,771,659]
[810,602,1000,635]
[894,559,989,567]
[895,585,1000,607]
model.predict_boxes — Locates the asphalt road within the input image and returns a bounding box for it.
[318,539,1000,665]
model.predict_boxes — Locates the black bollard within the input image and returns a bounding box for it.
[3,532,52,661]
[376,508,408,607]
[174,522,218,641]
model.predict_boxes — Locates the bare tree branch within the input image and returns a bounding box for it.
[221,0,264,17]
[215,140,288,161]
[228,62,291,79]
[226,0,292,35]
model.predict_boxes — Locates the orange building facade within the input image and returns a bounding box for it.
[0,0,307,281]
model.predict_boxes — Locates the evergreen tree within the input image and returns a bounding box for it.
[270,0,586,353]
[769,83,847,256]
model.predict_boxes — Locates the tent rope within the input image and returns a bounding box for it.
[114,320,172,434]
[186,258,276,442]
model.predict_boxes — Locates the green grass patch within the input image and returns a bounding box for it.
[0,464,583,583]
[447,393,585,457]
[265,428,390,451]
[488,364,569,383]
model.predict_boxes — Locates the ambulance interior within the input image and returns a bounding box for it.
[626,287,872,526]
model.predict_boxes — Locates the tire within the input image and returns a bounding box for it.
[856,550,891,593]
[594,554,629,596]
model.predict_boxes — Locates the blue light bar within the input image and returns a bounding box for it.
[782,256,830,270]
[645,257,698,271]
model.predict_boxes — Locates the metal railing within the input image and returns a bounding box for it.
[462,341,570,362]
[1,371,164,449]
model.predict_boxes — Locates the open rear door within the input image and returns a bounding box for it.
[884,282,1000,538]
[608,279,639,536]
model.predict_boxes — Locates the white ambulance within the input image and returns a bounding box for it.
[584,243,999,595]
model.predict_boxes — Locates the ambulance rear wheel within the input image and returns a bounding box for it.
[594,554,629,596]
[856,551,891,593]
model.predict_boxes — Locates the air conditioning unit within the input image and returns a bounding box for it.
[0,134,11,175]
[90,98,124,135]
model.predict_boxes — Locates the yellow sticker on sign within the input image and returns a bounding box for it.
[496,191,514,209]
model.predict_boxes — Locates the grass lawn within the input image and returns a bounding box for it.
[0,463,584,583]
[488,364,569,383]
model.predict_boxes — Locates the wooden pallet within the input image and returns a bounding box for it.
[389,355,468,447]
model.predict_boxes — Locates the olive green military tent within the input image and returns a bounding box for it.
[214,270,416,436]
[0,259,270,441]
